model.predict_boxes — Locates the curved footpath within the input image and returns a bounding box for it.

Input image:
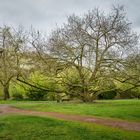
[0,105,140,132]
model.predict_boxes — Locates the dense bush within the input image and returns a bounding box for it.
[26,88,47,100]
[119,90,140,99]
[62,69,83,99]
[12,92,23,100]
[46,92,56,101]
[98,90,117,99]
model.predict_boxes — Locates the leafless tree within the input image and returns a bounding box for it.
[48,6,139,102]
[0,26,26,100]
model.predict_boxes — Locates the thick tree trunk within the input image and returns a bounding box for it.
[3,84,10,100]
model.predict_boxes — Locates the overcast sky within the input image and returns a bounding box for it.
[0,0,140,34]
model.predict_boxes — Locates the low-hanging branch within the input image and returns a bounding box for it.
[16,75,64,93]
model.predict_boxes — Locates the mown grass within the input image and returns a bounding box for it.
[0,99,140,122]
[0,115,140,140]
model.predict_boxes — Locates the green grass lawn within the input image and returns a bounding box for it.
[1,99,139,122]
[0,115,140,140]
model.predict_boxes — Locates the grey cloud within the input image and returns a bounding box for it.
[0,0,139,33]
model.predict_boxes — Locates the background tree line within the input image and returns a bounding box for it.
[0,6,140,102]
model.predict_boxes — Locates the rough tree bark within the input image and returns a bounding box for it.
[3,83,10,100]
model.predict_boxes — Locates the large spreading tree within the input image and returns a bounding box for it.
[48,6,139,102]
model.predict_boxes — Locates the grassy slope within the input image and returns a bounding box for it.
[1,99,139,122]
[0,115,140,140]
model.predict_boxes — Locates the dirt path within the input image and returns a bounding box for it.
[0,105,140,132]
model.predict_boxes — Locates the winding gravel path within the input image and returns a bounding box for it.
[0,105,140,132]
